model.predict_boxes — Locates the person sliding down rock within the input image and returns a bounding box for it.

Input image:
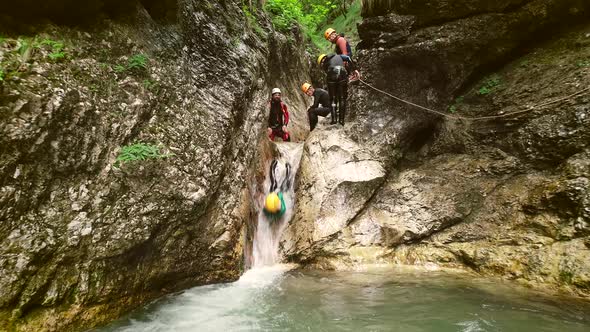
[264,160,291,220]
[301,82,331,131]
[267,88,290,142]
[317,54,360,126]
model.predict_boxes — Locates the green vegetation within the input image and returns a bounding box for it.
[40,39,66,61]
[17,37,35,63]
[0,36,68,82]
[241,2,265,37]
[478,75,502,95]
[115,142,171,166]
[448,96,464,113]
[264,0,352,50]
[576,60,590,67]
[559,269,574,284]
[128,54,148,71]
[142,79,159,92]
[114,54,149,75]
[316,0,362,53]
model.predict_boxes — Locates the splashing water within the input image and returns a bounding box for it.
[252,142,303,267]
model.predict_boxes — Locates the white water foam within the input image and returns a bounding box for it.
[106,264,296,332]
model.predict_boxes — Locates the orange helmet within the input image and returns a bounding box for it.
[324,28,336,40]
[301,82,312,93]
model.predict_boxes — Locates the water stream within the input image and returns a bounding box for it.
[252,142,303,267]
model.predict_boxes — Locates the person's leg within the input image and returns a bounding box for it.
[308,107,319,131]
[281,130,290,142]
[316,107,331,118]
[328,82,338,124]
[281,163,291,191]
[270,159,278,192]
[338,80,348,125]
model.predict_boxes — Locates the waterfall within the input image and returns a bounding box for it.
[252,142,303,267]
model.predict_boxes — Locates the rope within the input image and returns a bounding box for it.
[358,78,590,122]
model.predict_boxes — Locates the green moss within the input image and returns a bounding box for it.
[559,269,574,284]
[448,96,464,113]
[477,75,502,95]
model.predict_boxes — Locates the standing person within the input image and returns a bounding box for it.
[301,82,332,130]
[267,88,290,142]
[324,28,359,81]
[317,54,358,126]
[324,28,352,58]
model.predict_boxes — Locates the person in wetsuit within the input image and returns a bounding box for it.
[317,54,358,126]
[324,28,353,58]
[264,159,292,220]
[267,88,290,142]
[301,82,331,131]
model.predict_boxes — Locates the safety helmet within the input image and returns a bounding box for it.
[301,82,312,93]
[271,88,281,95]
[317,54,327,66]
[264,192,281,214]
[324,28,336,40]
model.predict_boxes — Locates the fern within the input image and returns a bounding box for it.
[114,54,149,75]
[115,142,172,167]
[127,54,148,70]
[40,39,67,61]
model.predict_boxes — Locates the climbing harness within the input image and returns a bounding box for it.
[358,79,590,121]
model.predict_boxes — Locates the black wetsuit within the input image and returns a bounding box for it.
[307,88,331,131]
[323,54,355,125]
[268,100,287,129]
[268,100,290,141]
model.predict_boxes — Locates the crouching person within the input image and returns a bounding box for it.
[301,82,331,131]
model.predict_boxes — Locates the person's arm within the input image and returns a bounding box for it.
[282,103,289,126]
[311,93,320,109]
[336,37,348,55]
[268,107,273,128]
[340,55,357,73]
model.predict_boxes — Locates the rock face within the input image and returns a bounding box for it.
[281,0,590,297]
[0,1,311,331]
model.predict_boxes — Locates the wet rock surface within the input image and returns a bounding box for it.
[283,0,590,297]
[0,0,311,330]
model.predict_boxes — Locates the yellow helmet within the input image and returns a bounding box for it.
[264,192,281,214]
[324,28,336,40]
[317,54,327,66]
[301,82,312,93]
